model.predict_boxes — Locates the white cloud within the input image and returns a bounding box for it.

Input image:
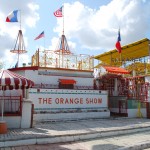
[0,0,39,69]
[48,37,60,50]
[47,36,76,54]
[26,3,40,27]
[54,0,150,52]
[0,49,30,68]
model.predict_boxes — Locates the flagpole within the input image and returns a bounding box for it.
[19,10,21,30]
[63,4,64,35]
[44,32,45,50]
[53,5,64,68]
[119,27,122,67]
[18,10,21,67]
[43,31,45,66]
[61,5,64,68]
[120,53,122,66]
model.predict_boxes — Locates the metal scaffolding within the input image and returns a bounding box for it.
[31,34,94,71]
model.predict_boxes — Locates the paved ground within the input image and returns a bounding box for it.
[2,130,150,150]
[1,118,150,149]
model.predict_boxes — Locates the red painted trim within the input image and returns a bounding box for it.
[9,66,93,73]
[102,66,130,74]
[59,79,76,84]
[9,66,39,71]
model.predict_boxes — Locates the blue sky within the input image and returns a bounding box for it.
[0,0,150,68]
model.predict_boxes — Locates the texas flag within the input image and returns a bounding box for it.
[6,10,18,22]
[115,29,122,53]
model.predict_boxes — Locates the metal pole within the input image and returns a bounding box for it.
[148,40,150,63]
[19,10,21,30]
[62,4,64,35]
[1,90,4,121]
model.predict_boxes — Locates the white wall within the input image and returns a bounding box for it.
[3,116,21,128]
[13,70,26,77]
[145,76,150,83]
[34,110,110,122]
[29,88,110,121]
[127,109,146,118]
[24,69,94,87]
[29,89,108,110]
[21,99,32,128]
[2,99,32,129]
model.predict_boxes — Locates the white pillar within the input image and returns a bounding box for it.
[23,88,29,99]
[21,99,32,128]
[133,70,136,77]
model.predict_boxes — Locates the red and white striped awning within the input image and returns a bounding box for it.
[0,69,34,90]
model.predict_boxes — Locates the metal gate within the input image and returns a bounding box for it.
[119,100,127,116]
[146,102,150,119]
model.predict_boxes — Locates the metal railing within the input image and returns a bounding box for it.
[0,96,22,116]
[32,84,94,90]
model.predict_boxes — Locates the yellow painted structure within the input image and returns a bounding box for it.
[95,38,150,67]
[94,38,150,75]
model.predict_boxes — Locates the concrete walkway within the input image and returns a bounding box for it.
[1,118,150,148]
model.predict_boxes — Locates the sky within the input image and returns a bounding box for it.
[0,0,150,69]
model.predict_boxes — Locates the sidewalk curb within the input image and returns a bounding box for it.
[117,140,150,150]
[1,126,150,148]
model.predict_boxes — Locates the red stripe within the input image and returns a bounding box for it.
[6,17,10,22]
[0,70,34,90]
[7,70,20,85]
[5,77,11,85]
[10,71,26,85]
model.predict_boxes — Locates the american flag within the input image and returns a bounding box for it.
[34,31,44,40]
[54,6,63,17]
